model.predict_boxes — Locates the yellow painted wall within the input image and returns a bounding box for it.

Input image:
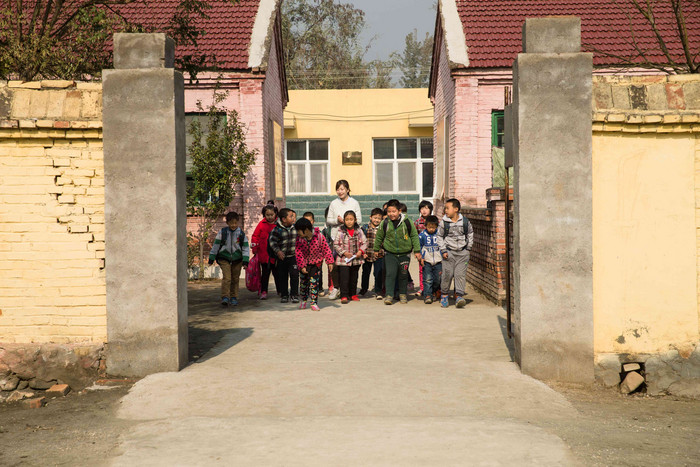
[284,89,433,195]
[592,132,699,354]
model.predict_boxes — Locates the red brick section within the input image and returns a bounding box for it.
[23,397,46,409]
[455,0,700,69]
[115,0,261,70]
[46,384,71,397]
[463,188,512,304]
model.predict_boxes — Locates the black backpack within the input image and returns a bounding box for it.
[442,217,471,247]
[381,217,413,236]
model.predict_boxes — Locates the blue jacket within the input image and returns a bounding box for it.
[419,230,442,265]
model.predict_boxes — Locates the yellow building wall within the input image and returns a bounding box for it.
[284,89,433,195]
[592,131,700,354]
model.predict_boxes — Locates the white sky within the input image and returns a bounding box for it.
[348,0,438,61]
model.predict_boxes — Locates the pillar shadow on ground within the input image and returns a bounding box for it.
[498,315,516,361]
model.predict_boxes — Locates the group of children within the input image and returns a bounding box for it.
[208,180,474,311]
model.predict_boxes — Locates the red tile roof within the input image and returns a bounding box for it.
[455,0,700,69]
[115,0,262,70]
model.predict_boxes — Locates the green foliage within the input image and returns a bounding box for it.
[187,86,256,278]
[282,0,387,89]
[392,29,433,88]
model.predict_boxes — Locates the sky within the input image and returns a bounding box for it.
[348,0,438,62]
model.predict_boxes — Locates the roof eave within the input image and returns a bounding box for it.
[247,0,282,70]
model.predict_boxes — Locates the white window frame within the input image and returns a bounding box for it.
[372,137,433,195]
[285,139,331,195]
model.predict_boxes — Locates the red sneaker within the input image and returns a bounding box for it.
[351,295,360,301]
[341,297,349,304]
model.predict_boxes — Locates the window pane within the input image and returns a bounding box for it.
[309,140,328,161]
[287,141,306,161]
[422,161,433,198]
[287,164,306,193]
[420,138,433,159]
[185,114,214,173]
[309,163,328,193]
[375,162,394,192]
[398,162,416,192]
[396,139,417,159]
[374,139,394,159]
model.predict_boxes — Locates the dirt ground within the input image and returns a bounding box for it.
[0,281,698,466]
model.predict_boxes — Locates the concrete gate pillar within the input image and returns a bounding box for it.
[511,18,594,383]
[102,34,188,376]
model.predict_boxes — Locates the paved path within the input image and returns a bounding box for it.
[112,280,580,466]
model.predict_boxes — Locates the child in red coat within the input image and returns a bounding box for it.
[250,204,277,299]
[295,217,334,311]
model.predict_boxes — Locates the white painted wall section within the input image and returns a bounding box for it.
[248,0,280,69]
[439,0,469,69]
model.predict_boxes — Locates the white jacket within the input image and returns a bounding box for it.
[326,196,362,240]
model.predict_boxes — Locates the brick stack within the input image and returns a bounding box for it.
[0,80,106,344]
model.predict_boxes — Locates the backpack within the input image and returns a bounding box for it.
[442,216,471,248]
[381,217,413,236]
[245,254,261,292]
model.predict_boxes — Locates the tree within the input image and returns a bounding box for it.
[187,87,256,279]
[392,29,433,88]
[282,0,375,89]
[587,0,699,74]
[0,0,229,81]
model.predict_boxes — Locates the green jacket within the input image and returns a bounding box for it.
[374,214,420,255]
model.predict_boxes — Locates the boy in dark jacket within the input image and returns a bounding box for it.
[268,208,299,303]
[208,211,249,306]
[374,200,421,305]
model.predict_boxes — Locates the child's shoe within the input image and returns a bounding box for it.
[329,288,340,300]
[425,296,433,304]
[341,297,349,304]
[221,297,229,306]
[291,296,300,304]
[299,301,307,310]
[359,289,367,296]
[319,290,327,297]
[230,297,238,306]
[351,295,360,301]
[384,297,393,305]
[375,294,383,300]
[260,292,267,300]
[399,294,408,304]
[440,294,449,308]
[455,295,467,308]
[281,296,289,303]
[310,304,320,311]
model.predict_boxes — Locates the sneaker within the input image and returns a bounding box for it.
[425,296,433,305]
[455,295,467,308]
[319,290,327,297]
[359,289,367,296]
[299,301,307,309]
[399,294,408,304]
[221,297,229,306]
[310,304,320,311]
[281,296,289,303]
[376,294,383,300]
[291,296,300,304]
[341,297,349,304]
[260,292,267,300]
[230,297,238,306]
[440,294,449,308]
[384,297,393,305]
[351,295,360,301]
[329,288,340,300]
[414,291,422,297]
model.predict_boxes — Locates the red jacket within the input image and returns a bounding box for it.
[250,218,277,263]
[295,228,334,270]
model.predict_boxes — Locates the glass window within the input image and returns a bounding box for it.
[185,113,223,174]
[285,139,330,194]
[373,137,433,194]
[492,110,505,148]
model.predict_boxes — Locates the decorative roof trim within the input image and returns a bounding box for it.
[248,0,280,69]
[439,0,469,69]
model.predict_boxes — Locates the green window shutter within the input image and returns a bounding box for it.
[491,110,505,148]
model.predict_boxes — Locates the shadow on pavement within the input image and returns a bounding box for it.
[190,327,254,364]
[497,315,516,362]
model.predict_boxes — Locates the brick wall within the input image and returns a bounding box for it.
[0,80,106,344]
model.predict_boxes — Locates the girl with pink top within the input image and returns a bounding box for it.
[295,217,334,311]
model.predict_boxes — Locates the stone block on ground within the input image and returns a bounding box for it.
[622,363,641,372]
[23,397,46,409]
[17,380,29,390]
[29,378,56,390]
[46,383,71,397]
[0,375,19,391]
[7,390,34,402]
[667,379,700,399]
[620,371,644,394]
[595,354,621,387]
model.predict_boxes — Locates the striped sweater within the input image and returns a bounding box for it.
[208,227,249,264]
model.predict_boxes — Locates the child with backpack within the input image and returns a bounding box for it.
[414,200,433,297]
[419,215,442,304]
[295,217,334,311]
[437,198,474,308]
[268,208,299,303]
[208,211,249,306]
[374,199,421,305]
[359,208,384,297]
[250,204,278,300]
[334,210,367,304]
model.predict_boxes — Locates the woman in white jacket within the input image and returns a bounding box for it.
[325,179,362,299]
